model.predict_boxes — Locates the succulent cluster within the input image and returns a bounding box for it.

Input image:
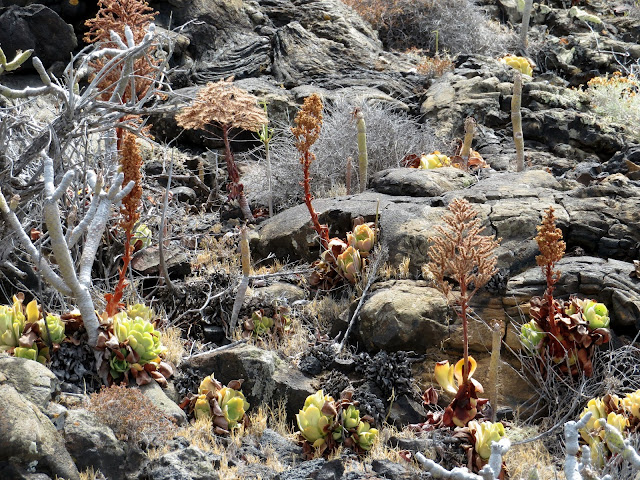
[310,218,376,289]
[98,304,173,386]
[0,294,66,364]
[500,55,534,76]
[466,420,508,474]
[435,356,487,427]
[242,303,291,339]
[296,389,378,457]
[521,296,611,376]
[578,390,640,467]
[181,374,250,435]
[419,151,451,169]
[403,148,488,171]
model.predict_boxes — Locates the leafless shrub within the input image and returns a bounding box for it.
[341,0,516,56]
[243,97,439,210]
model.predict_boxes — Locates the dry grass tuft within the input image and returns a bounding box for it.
[504,426,563,480]
[159,326,186,367]
[86,384,177,446]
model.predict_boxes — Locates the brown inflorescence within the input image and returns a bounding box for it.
[291,94,329,250]
[84,0,159,102]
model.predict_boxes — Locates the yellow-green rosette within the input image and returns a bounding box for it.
[296,390,336,448]
[355,420,378,451]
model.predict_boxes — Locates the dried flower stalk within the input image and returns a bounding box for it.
[176,78,267,222]
[291,93,329,250]
[535,206,566,336]
[427,198,501,385]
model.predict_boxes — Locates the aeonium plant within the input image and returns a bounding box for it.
[296,389,378,457]
[434,356,488,427]
[309,218,377,290]
[96,303,173,386]
[0,293,67,364]
[181,374,250,435]
[521,206,611,377]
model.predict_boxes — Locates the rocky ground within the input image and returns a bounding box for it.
[1,0,640,479]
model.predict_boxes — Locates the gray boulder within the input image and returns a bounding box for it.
[357,281,450,352]
[0,356,58,410]
[186,344,315,422]
[142,445,221,480]
[63,409,127,480]
[0,384,79,480]
[0,5,76,73]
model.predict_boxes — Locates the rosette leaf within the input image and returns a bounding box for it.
[39,314,65,345]
[469,420,506,460]
[355,420,378,451]
[194,394,212,420]
[336,246,361,283]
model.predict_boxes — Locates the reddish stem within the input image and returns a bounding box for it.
[301,150,329,250]
[460,274,470,386]
[222,125,254,222]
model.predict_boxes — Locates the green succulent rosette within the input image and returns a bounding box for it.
[0,297,26,351]
[582,300,609,329]
[520,319,545,353]
[469,420,506,460]
[297,390,336,448]
[39,314,65,345]
[355,420,378,451]
[113,309,164,364]
[14,344,48,364]
[217,386,250,429]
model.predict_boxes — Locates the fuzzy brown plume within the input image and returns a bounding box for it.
[535,206,565,290]
[291,93,329,249]
[427,198,500,303]
[84,0,158,101]
[175,78,268,132]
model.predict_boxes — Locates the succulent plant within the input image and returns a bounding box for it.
[582,300,609,329]
[39,314,65,345]
[419,151,450,169]
[342,404,360,430]
[469,420,506,460]
[0,297,26,351]
[217,386,250,429]
[112,306,165,364]
[336,246,361,283]
[622,389,640,420]
[519,319,545,353]
[434,356,486,427]
[296,390,336,448]
[355,420,378,451]
[347,223,375,254]
[14,344,48,364]
[133,223,152,249]
[247,310,275,337]
[500,55,533,76]
[184,375,250,432]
